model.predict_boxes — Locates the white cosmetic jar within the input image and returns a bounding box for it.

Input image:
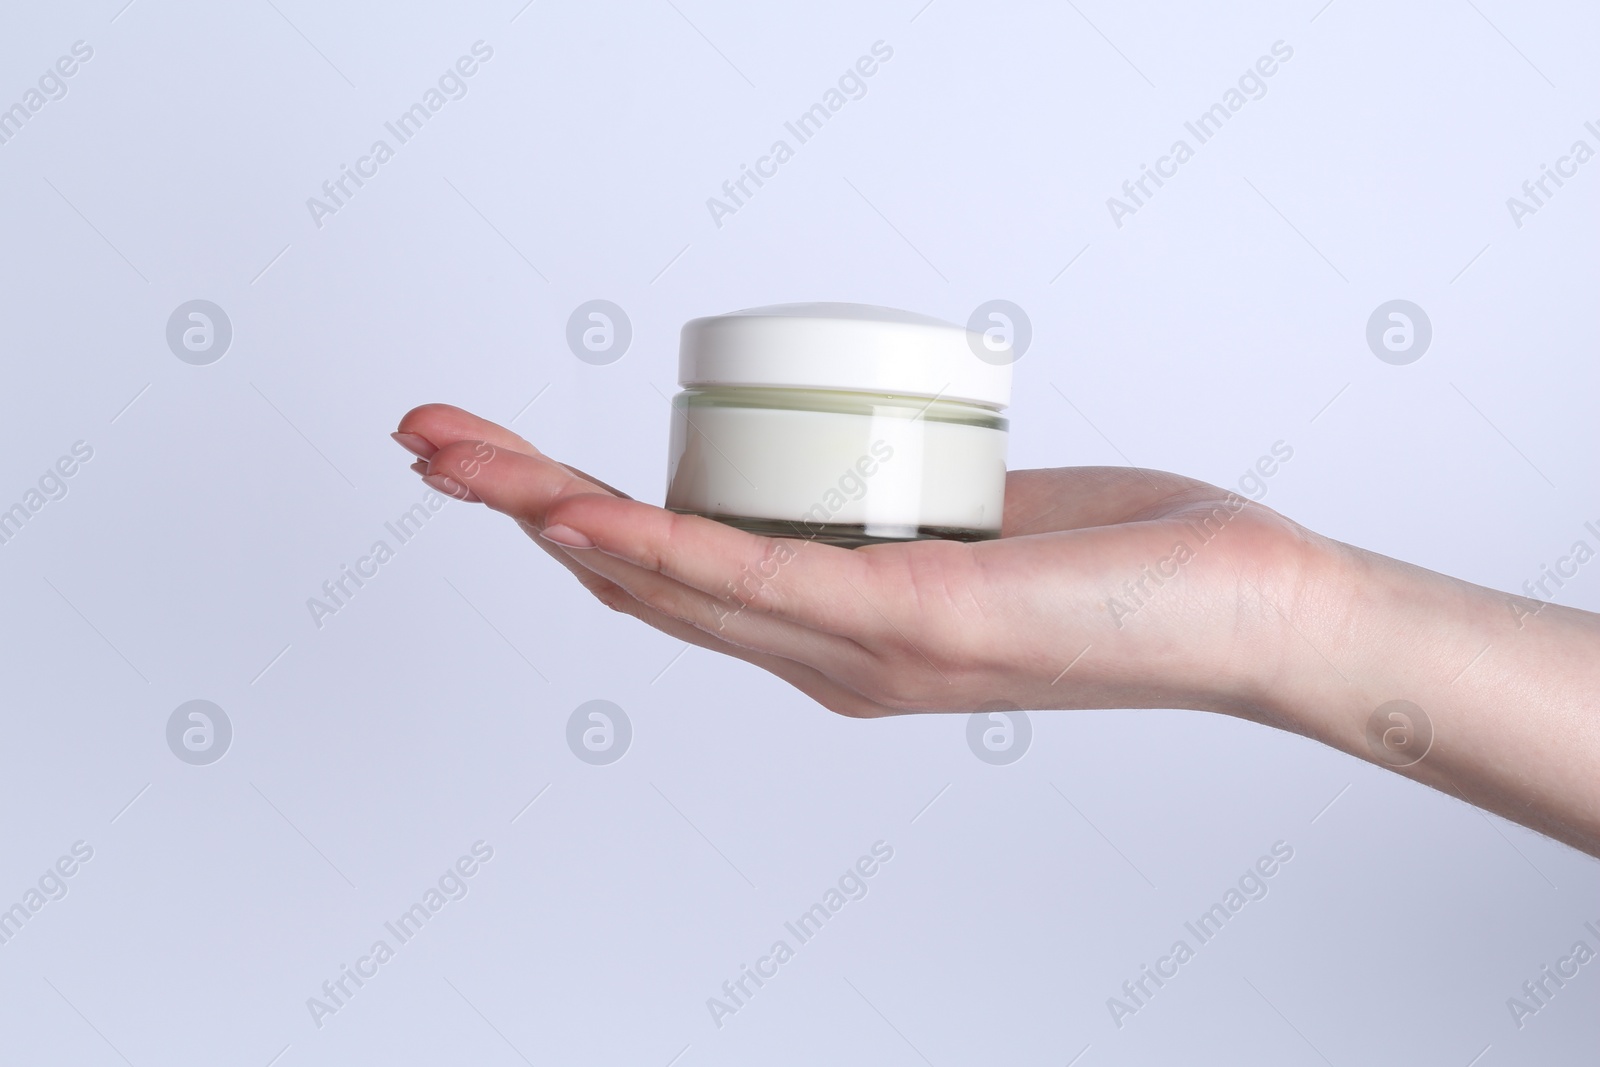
[664,302,1013,548]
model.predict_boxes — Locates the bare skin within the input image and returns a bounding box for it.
[394,403,1600,857]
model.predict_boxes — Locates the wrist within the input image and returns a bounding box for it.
[1254,532,1600,852]
[1239,533,1409,748]
[1249,531,1497,766]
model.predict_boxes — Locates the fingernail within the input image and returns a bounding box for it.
[409,459,428,475]
[422,472,481,502]
[539,523,594,549]
[391,431,437,459]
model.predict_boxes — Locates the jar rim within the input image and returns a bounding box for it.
[679,302,1014,410]
[673,383,1010,430]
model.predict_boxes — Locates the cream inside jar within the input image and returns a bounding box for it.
[664,303,1014,548]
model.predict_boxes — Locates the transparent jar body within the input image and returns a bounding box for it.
[664,385,1009,548]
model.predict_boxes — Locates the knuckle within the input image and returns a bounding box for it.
[638,510,687,576]
[632,579,704,628]
[436,440,497,482]
[863,679,931,713]
[593,583,637,615]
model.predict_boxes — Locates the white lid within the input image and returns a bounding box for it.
[678,302,1013,409]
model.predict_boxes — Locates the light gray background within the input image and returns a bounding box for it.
[2,1,1597,1064]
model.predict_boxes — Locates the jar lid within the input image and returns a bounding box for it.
[678,302,1013,409]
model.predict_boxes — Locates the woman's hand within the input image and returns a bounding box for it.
[395,402,1600,856]
[393,403,1318,723]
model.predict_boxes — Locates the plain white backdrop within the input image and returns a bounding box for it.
[1,1,1596,1063]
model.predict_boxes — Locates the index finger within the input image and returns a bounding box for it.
[398,402,541,457]
[399,402,632,498]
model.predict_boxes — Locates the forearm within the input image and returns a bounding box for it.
[1264,536,1600,855]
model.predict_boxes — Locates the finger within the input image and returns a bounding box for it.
[398,405,633,499]
[1002,466,1214,537]
[537,541,894,718]
[403,413,890,714]
[397,403,542,459]
[424,440,614,526]
[553,461,632,500]
[441,461,890,715]
[541,493,879,639]
[421,443,850,658]
[542,502,872,668]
